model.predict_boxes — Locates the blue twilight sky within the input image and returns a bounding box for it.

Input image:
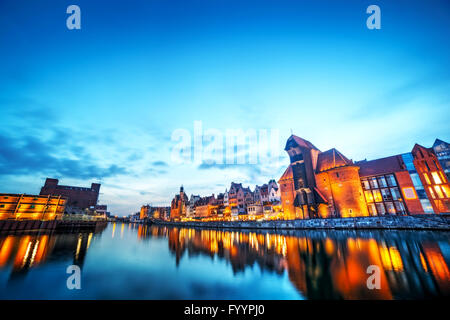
[0,0,449,215]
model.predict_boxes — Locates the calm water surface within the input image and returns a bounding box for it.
[0,223,449,299]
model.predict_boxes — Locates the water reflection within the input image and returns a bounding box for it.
[0,231,97,282]
[147,226,450,299]
[0,223,449,299]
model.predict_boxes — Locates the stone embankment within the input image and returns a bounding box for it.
[152,215,450,230]
[0,219,108,234]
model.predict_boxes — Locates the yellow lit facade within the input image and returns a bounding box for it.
[0,193,66,221]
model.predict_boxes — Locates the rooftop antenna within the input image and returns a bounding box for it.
[290,128,293,135]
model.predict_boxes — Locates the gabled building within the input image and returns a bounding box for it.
[194,194,217,217]
[186,194,201,217]
[170,186,188,220]
[432,139,450,180]
[315,148,368,218]
[278,135,329,219]
[268,179,281,203]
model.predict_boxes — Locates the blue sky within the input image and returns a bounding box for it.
[0,0,449,215]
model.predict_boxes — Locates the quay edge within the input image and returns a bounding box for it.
[150,215,450,231]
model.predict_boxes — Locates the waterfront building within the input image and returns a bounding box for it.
[268,179,281,203]
[227,182,247,214]
[140,205,150,220]
[408,144,450,213]
[279,135,450,218]
[223,190,229,207]
[40,178,100,212]
[315,148,369,218]
[432,139,450,180]
[0,193,66,220]
[186,194,201,217]
[247,203,263,216]
[278,135,329,219]
[194,195,217,217]
[359,144,450,215]
[255,184,269,204]
[170,185,188,220]
[94,205,108,216]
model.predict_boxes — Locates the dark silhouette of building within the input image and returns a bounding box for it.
[39,178,100,210]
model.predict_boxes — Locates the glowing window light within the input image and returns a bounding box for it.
[442,184,450,198]
[372,190,382,202]
[431,172,442,184]
[402,187,417,200]
[434,185,444,199]
[428,187,436,199]
[423,173,431,185]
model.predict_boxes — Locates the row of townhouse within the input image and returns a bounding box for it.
[169,181,282,221]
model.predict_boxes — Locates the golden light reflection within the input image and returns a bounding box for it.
[0,236,14,267]
[157,226,449,299]
[112,222,116,238]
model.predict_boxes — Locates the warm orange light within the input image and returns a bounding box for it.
[402,187,417,200]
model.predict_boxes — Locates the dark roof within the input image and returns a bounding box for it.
[357,155,405,178]
[433,138,449,148]
[285,135,319,151]
[316,148,353,172]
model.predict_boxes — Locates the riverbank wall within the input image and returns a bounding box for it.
[0,219,108,234]
[152,215,450,230]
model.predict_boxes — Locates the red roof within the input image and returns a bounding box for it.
[316,148,352,172]
[357,155,405,178]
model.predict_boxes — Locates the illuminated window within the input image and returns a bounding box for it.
[431,172,442,184]
[381,188,392,201]
[394,201,406,213]
[434,185,444,198]
[442,185,450,198]
[385,202,396,214]
[402,187,417,200]
[440,171,447,183]
[365,190,374,203]
[428,187,436,199]
[362,179,370,190]
[367,203,377,216]
[423,173,431,185]
[372,190,382,202]
[376,203,386,215]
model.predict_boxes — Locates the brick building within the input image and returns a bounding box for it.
[39,178,100,210]
[170,186,188,220]
[432,139,450,180]
[0,193,66,220]
[279,135,450,219]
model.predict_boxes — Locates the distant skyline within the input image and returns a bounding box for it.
[1,0,449,216]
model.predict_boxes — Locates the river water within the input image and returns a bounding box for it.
[0,223,449,299]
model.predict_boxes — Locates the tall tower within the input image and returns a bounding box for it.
[283,135,327,219]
